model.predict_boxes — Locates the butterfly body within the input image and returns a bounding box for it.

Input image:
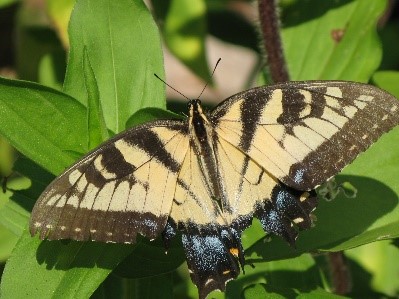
[188,99,224,209]
[30,81,399,298]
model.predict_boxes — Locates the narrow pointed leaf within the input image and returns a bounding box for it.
[63,0,165,133]
[83,47,109,148]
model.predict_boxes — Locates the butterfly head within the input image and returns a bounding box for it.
[188,99,203,116]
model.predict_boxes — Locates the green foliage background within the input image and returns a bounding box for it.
[0,0,399,298]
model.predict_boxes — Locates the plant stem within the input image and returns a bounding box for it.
[257,1,352,295]
[327,252,352,295]
[257,0,289,83]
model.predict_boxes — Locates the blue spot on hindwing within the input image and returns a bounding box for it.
[294,168,305,183]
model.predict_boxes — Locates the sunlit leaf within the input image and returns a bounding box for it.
[0,77,86,175]
[63,0,165,133]
[372,71,399,98]
[282,0,386,81]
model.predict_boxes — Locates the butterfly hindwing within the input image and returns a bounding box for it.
[30,120,189,243]
[213,81,399,190]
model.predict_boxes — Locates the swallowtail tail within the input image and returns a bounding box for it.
[30,81,399,298]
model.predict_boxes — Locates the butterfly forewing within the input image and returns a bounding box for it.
[30,120,189,243]
[213,81,399,190]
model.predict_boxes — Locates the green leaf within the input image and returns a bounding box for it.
[282,0,386,81]
[346,240,399,297]
[93,272,174,299]
[0,234,134,298]
[63,0,165,134]
[0,224,18,262]
[0,191,31,237]
[220,253,343,299]
[0,158,51,238]
[0,0,19,8]
[242,284,286,299]
[379,22,399,70]
[207,5,259,53]
[297,288,348,298]
[131,273,174,299]
[125,107,184,129]
[15,5,66,84]
[13,156,55,201]
[38,54,65,91]
[83,47,109,149]
[372,71,399,98]
[45,0,75,48]
[0,136,14,177]
[155,0,211,82]
[242,286,345,299]
[114,238,185,279]
[0,77,87,175]
[1,0,167,297]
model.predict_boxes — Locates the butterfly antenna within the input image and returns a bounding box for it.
[154,73,190,100]
[198,58,221,99]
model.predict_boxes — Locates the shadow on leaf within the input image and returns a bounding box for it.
[246,175,398,263]
[281,0,352,28]
[35,235,185,279]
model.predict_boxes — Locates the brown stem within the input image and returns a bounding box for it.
[257,0,289,83]
[327,252,352,295]
[258,2,353,294]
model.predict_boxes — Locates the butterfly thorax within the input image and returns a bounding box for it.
[188,99,225,210]
[189,99,207,142]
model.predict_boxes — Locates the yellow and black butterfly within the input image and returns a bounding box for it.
[30,80,399,298]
